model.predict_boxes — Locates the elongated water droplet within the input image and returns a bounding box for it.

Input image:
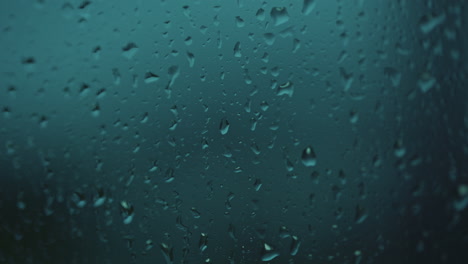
[120,201,134,224]
[228,223,238,241]
[302,0,317,15]
[290,235,301,256]
[160,243,174,264]
[219,118,230,135]
[233,41,242,57]
[199,233,208,253]
[144,71,160,83]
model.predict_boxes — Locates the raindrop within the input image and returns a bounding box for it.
[228,224,238,241]
[393,139,406,158]
[186,52,195,67]
[121,42,138,59]
[235,16,245,27]
[198,233,208,253]
[219,118,230,135]
[120,201,135,224]
[270,7,290,26]
[384,67,402,87]
[263,33,275,45]
[261,243,280,261]
[112,68,121,85]
[250,142,261,155]
[250,117,257,131]
[255,8,265,21]
[277,81,294,97]
[190,207,201,218]
[419,13,446,34]
[144,71,160,83]
[349,110,359,124]
[71,191,86,208]
[164,168,175,183]
[233,41,242,57]
[91,103,100,117]
[354,204,368,224]
[418,72,436,93]
[302,0,317,15]
[340,67,354,92]
[160,243,174,264]
[254,179,262,191]
[301,146,317,167]
[289,235,301,256]
[93,188,106,207]
[260,101,269,111]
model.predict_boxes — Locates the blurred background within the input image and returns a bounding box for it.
[0,0,467,263]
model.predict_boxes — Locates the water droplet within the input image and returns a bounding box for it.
[301,146,317,167]
[270,7,290,26]
[160,243,174,264]
[91,103,100,117]
[254,179,262,191]
[120,201,135,224]
[219,118,230,135]
[144,71,160,83]
[256,8,265,21]
[233,41,242,57]
[340,67,354,92]
[418,73,436,93]
[302,0,317,15]
[393,139,406,158]
[259,101,269,111]
[354,204,368,224]
[235,16,245,27]
[261,243,280,261]
[263,33,275,45]
[277,81,294,97]
[93,188,106,207]
[384,67,402,87]
[164,168,175,183]
[289,235,301,256]
[250,142,261,155]
[419,13,446,34]
[250,117,257,131]
[198,233,208,253]
[121,42,138,59]
[349,110,359,124]
[292,38,301,52]
[228,223,237,241]
[186,52,195,67]
[71,191,86,208]
[190,207,201,218]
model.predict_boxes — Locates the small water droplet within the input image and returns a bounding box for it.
[121,42,138,59]
[277,81,294,97]
[144,72,160,83]
[301,146,317,167]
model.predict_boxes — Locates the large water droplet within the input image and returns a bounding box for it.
[270,7,290,26]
